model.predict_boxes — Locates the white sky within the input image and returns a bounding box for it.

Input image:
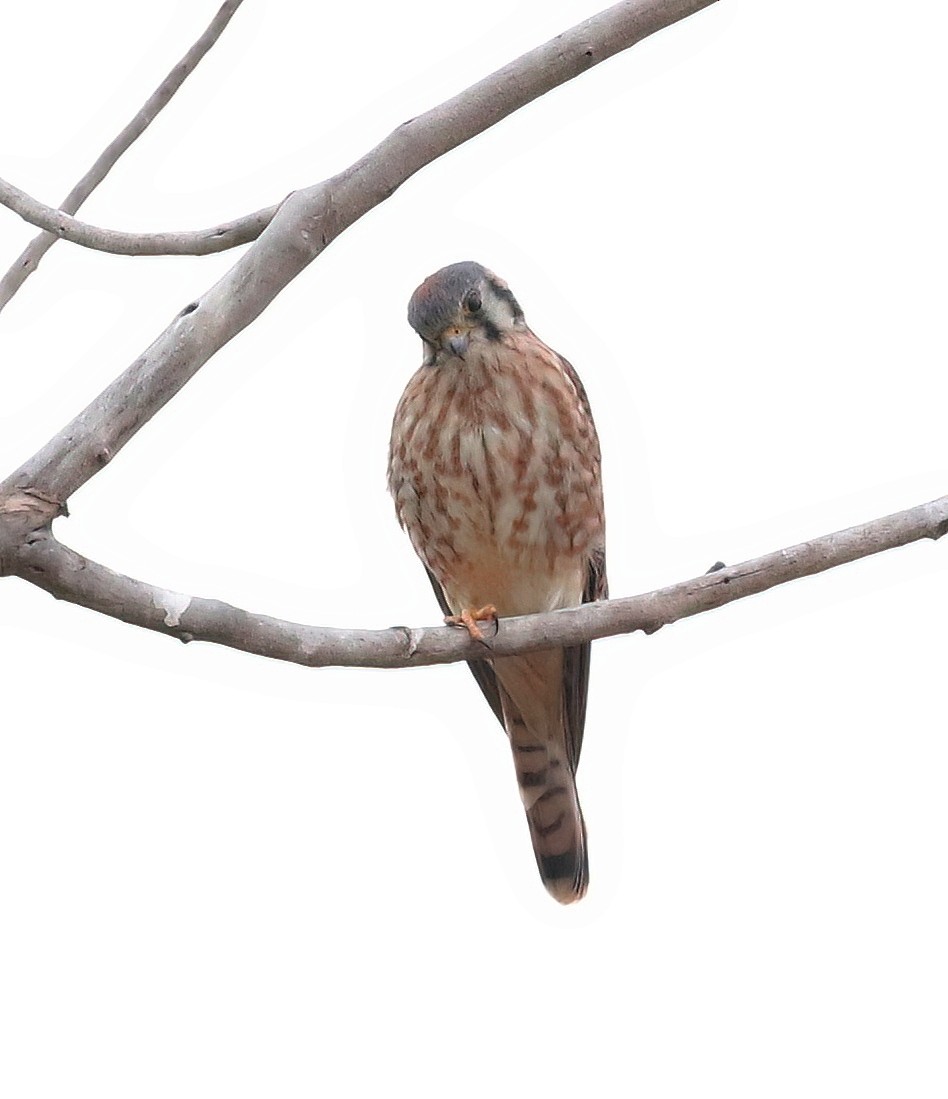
[1,1,947,1095]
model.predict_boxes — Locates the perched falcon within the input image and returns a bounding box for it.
[388,261,607,903]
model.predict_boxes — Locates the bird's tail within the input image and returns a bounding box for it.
[517,740,588,904]
[495,654,589,904]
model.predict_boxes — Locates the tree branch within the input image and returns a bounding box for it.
[1,0,719,510]
[6,496,946,669]
[12,2,934,694]
[0,0,246,310]
[0,175,276,258]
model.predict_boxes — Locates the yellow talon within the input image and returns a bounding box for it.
[444,604,498,641]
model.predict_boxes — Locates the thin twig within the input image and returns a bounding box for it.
[6,496,947,669]
[0,0,245,311]
[0,177,277,256]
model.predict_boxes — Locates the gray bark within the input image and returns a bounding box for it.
[10,1,937,679]
[0,0,720,509]
[0,177,275,258]
[5,495,945,669]
[0,0,246,308]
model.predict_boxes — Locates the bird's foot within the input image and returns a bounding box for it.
[444,604,498,642]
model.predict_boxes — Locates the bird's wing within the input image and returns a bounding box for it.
[551,345,598,426]
[552,348,608,769]
[562,546,609,769]
[425,566,506,728]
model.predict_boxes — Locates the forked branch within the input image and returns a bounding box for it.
[0,0,246,310]
[9,0,937,676]
[0,0,720,509]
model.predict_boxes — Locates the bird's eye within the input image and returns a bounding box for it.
[464,290,482,314]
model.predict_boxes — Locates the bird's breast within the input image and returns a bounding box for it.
[389,335,603,615]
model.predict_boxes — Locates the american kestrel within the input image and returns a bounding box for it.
[388,261,607,903]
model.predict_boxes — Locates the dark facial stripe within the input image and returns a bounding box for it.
[485,276,524,323]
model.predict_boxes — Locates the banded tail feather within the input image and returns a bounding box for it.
[496,652,589,904]
[515,743,589,903]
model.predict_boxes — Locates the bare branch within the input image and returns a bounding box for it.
[0,0,719,510]
[0,0,245,309]
[6,496,947,669]
[0,176,277,257]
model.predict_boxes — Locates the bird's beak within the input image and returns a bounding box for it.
[445,330,469,359]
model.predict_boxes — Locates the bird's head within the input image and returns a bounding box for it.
[407,261,525,361]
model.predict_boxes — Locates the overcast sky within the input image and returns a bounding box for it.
[2,2,946,1095]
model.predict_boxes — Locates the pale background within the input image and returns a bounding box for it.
[1,2,946,1095]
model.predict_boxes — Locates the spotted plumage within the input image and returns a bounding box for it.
[388,261,607,903]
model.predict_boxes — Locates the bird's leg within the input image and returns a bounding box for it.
[444,604,498,642]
